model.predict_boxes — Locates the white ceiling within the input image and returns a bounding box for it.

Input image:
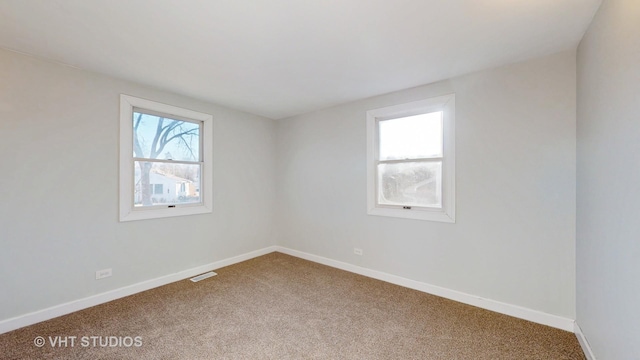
[0,0,601,119]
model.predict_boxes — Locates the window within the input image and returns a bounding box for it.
[120,95,213,221]
[366,94,455,222]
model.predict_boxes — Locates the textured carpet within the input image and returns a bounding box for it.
[0,252,585,359]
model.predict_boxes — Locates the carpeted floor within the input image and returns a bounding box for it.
[0,252,585,359]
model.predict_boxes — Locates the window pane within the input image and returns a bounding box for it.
[134,161,201,207]
[379,112,442,160]
[133,112,200,161]
[378,162,442,208]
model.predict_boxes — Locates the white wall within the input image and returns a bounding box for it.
[277,51,577,318]
[0,43,584,333]
[0,48,277,322]
[576,0,640,358]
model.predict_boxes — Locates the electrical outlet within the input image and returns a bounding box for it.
[354,248,363,256]
[95,268,112,280]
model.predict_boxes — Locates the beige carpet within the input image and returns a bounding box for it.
[0,252,585,359]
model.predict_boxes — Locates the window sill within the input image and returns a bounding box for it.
[119,203,212,222]
[367,206,455,223]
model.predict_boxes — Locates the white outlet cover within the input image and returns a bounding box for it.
[95,268,112,280]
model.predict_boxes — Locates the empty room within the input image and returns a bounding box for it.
[0,0,638,359]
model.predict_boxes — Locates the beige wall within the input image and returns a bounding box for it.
[277,51,577,318]
[577,0,640,358]
[0,48,277,321]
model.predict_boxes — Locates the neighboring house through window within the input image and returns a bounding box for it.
[366,94,455,222]
[119,95,213,221]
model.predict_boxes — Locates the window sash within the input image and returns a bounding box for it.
[132,157,202,165]
[130,109,204,210]
[377,157,443,164]
[131,159,203,210]
[377,112,443,161]
[376,160,443,208]
[132,111,203,162]
[374,118,445,210]
[120,94,213,222]
[374,162,445,210]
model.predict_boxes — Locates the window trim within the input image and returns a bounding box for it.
[366,94,455,223]
[119,94,213,222]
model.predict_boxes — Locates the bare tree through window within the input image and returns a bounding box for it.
[133,111,201,206]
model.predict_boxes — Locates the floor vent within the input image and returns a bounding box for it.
[190,271,217,282]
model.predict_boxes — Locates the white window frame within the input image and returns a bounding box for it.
[366,94,455,222]
[119,94,213,222]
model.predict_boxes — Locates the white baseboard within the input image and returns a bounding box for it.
[574,323,597,359]
[275,246,576,332]
[0,246,277,335]
[1,245,577,336]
